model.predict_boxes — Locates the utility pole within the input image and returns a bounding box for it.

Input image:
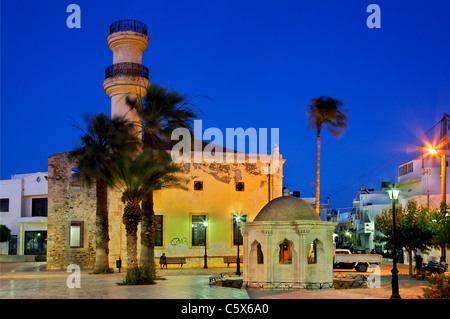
[441,113,449,261]
[441,113,448,206]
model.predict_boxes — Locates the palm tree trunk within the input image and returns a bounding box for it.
[94,178,110,271]
[315,126,321,215]
[123,201,141,270]
[140,192,155,267]
[140,131,157,268]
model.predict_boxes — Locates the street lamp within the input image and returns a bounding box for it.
[428,147,447,206]
[234,215,242,275]
[203,220,208,269]
[387,187,401,299]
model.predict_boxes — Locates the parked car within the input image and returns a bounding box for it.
[333,249,382,272]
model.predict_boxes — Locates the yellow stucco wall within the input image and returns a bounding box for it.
[108,156,284,269]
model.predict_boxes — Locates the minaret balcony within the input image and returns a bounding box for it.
[105,62,149,80]
[109,19,147,36]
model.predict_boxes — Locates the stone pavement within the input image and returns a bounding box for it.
[0,261,434,299]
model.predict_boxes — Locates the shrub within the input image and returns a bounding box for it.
[92,266,114,274]
[35,254,47,262]
[119,263,156,285]
[420,274,450,299]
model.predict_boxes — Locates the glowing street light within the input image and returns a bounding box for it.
[387,186,401,299]
[203,220,209,269]
[427,146,447,205]
[234,214,242,276]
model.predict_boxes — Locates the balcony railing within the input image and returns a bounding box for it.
[109,19,148,36]
[105,62,149,80]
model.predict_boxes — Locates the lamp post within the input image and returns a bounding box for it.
[203,220,208,269]
[429,148,447,206]
[387,188,401,299]
[234,215,242,276]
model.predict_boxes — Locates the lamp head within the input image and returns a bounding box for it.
[387,189,400,200]
[429,148,438,155]
[203,221,209,227]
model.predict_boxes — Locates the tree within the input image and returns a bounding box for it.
[430,203,450,252]
[111,149,180,270]
[307,96,348,215]
[70,113,139,273]
[375,201,434,275]
[0,225,11,243]
[126,84,197,265]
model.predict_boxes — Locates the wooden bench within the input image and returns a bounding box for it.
[223,256,243,267]
[160,257,186,268]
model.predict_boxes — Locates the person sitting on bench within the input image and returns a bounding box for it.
[160,253,167,269]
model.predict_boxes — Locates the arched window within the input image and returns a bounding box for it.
[279,239,292,264]
[257,243,264,264]
[308,241,317,264]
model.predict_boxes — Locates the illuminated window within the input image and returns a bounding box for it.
[191,215,207,246]
[308,241,317,264]
[279,239,292,264]
[70,221,84,248]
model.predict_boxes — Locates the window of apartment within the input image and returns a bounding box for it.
[0,198,9,212]
[155,215,163,247]
[32,198,48,217]
[398,162,413,176]
[191,215,207,246]
[70,221,84,248]
[8,235,17,255]
[24,231,47,255]
[233,214,247,245]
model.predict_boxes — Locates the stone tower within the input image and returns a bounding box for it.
[102,19,151,124]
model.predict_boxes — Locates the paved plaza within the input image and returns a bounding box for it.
[0,262,434,299]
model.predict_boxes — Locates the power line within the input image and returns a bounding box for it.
[321,119,443,200]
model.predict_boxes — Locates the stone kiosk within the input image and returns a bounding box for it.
[241,196,337,289]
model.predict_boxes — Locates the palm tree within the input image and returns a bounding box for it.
[126,84,197,265]
[70,113,139,272]
[111,149,182,270]
[307,97,348,215]
[139,150,188,265]
[126,83,197,149]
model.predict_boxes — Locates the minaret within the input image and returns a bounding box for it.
[102,19,151,124]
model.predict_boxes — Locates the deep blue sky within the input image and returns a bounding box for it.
[1,0,449,210]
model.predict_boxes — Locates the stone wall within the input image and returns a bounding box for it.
[47,152,96,270]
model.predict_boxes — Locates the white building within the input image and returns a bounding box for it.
[351,155,450,263]
[352,183,391,253]
[396,157,450,265]
[0,172,48,258]
[397,157,450,209]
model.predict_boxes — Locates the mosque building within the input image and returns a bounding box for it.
[46,20,285,270]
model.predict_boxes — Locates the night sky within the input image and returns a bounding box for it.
[1,0,449,210]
